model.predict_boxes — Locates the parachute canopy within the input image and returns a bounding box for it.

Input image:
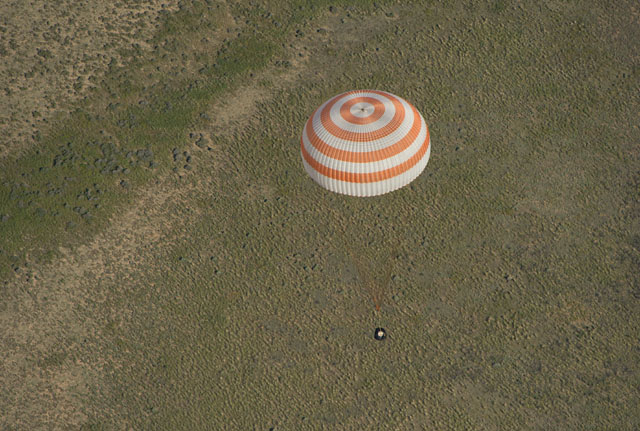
[301,90,431,197]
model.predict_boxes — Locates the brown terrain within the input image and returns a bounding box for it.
[1,1,638,429]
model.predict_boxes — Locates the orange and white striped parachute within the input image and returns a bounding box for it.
[301,90,431,197]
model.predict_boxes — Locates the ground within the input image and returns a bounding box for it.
[0,1,638,429]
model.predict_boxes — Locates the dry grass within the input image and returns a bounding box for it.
[0,0,638,429]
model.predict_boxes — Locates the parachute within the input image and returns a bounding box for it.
[300,90,431,197]
[301,90,431,339]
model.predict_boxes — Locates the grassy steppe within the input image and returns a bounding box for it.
[1,0,638,429]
